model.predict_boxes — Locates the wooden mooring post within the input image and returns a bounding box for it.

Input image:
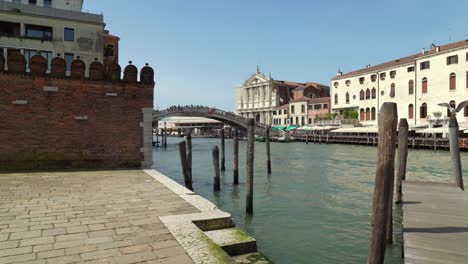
[212,145,221,191]
[266,127,271,174]
[395,119,409,204]
[233,129,239,185]
[186,132,193,190]
[246,118,255,214]
[368,102,397,264]
[221,128,226,171]
[449,116,464,191]
[178,141,193,191]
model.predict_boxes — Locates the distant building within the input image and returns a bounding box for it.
[158,117,223,135]
[0,0,119,75]
[236,67,330,126]
[331,39,468,127]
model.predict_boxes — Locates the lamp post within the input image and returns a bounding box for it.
[438,100,468,190]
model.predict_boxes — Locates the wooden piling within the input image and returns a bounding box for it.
[306,133,309,144]
[233,129,239,185]
[186,132,193,189]
[368,102,397,264]
[212,145,220,191]
[449,117,464,191]
[221,128,226,171]
[266,127,271,174]
[246,118,255,214]
[395,119,409,204]
[178,141,192,191]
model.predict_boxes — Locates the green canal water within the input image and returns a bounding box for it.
[152,137,462,264]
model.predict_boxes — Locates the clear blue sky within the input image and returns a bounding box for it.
[84,0,468,111]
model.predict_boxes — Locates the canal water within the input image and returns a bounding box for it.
[152,137,462,264]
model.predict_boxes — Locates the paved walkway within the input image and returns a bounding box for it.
[0,170,199,264]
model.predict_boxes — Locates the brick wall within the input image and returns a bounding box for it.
[0,52,154,171]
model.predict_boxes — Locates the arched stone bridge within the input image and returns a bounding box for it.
[152,106,270,135]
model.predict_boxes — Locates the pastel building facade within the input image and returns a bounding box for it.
[331,39,468,127]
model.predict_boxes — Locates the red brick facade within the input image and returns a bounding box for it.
[0,53,154,171]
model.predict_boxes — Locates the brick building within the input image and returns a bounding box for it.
[0,52,155,170]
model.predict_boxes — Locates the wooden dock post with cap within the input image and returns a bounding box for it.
[449,116,464,190]
[395,119,409,204]
[368,102,397,263]
[178,141,192,191]
[221,128,226,171]
[246,118,255,214]
[266,127,271,174]
[233,128,239,185]
[212,145,221,191]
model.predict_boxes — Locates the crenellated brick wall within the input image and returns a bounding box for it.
[0,52,155,171]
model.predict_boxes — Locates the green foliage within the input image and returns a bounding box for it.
[315,113,338,121]
[343,110,358,120]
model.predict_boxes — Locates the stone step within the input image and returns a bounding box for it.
[204,227,257,256]
[193,216,235,231]
[233,253,272,264]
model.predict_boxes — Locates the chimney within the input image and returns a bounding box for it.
[421,48,426,54]
[436,46,440,52]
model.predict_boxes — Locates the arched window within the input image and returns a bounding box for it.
[466,71,468,89]
[390,83,395,98]
[371,107,376,120]
[422,78,428,93]
[449,73,456,90]
[371,88,376,99]
[420,103,427,118]
[409,80,414,95]
[345,92,350,104]
[408,104,414,119]
[448,100,456,117]
[360,108,365,121]
[360,90,365,100]
[365,88,370,100]
[365,107,370,120]
[334,93,338,105]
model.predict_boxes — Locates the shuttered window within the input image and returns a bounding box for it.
[422,78,428,93]
[449,73,456,90]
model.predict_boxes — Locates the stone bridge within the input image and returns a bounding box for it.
[152,106,270,135]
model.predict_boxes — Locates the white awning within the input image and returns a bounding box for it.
[416,127,468,134]
[297,126,313,130]
[331,126,379,133]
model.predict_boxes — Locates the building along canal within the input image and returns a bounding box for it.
[152,137,464,263]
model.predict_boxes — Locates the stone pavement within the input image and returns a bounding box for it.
[0,170,200,264]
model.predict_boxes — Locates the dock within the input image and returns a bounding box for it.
[402,181,468,264]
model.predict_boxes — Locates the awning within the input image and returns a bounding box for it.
[297,126,313,130]
[416,127,468,134]
[331,126,379,133]
[285,125,299,131]
[272,126,286,131]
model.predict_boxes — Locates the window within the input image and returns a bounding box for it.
[308,118,312,124]
[301,117,305,126]
[466,53,468,62]
[273,111,277,115]
[360,90,365,100]
[449,73,456,90]
[0,21,20,37]
[308,105,312,110]
[104,44,115,57]
[295,117,299,125]
[408,104,414,119]
[466,72,468,89]
[365,88,370,100]
[301,105,305,113]
[334,94,338,104]
[420,103,427,118]
[29,0,37,5]
[346,92,350,104]
[409,80,414,95]
[371,74,377,82]
[407,66,415,72]
[380,72,386,80]
[285,118,288,124]
[44,0,52,7]
[447,55,458,65]
[422,78,428,93]
[323,104,328,109]
[390,70,396,79]
[291,105,295,114]
[420,61,430,70]
[64,53,74,72]
[390,83,395,98]
[360,109,364,121]
[371,107,376,121]
[333,82,338,88]
[24,50,52,70]
[25,24,52,40]
[345,80,351,86]
[359,77,365,84]
[284,109,288,115]
[371,88,376,99]
[365,108,370,121]
[64,28,74,42]
[314,104,322,110]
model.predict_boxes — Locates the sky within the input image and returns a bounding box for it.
[83,0,468,111]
